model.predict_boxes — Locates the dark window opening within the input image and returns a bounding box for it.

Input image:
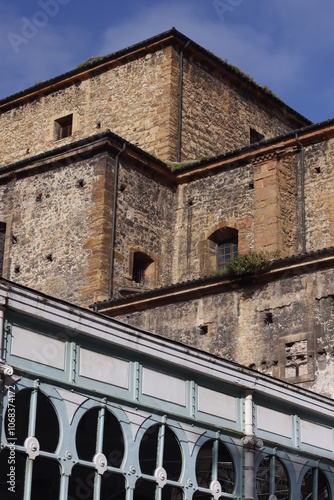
[68,464,95,500]
[54,114,73,140]
[285,340,308,378]
[264,312,273,325]
[101,472,126,500]
[195,439,235,494]
[31,457,60,500]
[76,407,124,466]
[209,227,238,271]
[250,128,264,144]
[5,389,60,452]
[256,456,290,499]
[301,468,331,500]
[0,449,26,498]
[132,252,154,285]
[139,424,182,482]
[134,479,156,500]
[35,392,60,452]
[0,222,6,277]
[199,325,208,335]
[192,493,212,500]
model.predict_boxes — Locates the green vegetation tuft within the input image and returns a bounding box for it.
[212,251,280,277]
[227,251,280,275]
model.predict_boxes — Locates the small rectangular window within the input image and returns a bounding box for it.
[285,340,308,378]
[54,114,73,140]
[217,239,238,269]
[250,128,264,144]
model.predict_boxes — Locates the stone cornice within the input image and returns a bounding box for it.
[173,120,334,182]
[94,249,334,316]
[0,131,176,185]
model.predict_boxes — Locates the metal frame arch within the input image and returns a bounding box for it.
[297,461,334,499]
[191,430,240,498]
[37,381,68,456]
[320,465,334,498]
[134,414,189,487]
[2,378,65,454]
[254,448,297,500]
[69,395,132,469]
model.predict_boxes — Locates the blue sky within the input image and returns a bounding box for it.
[1,0,334,123]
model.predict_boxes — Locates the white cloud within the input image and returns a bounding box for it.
[97,0,334,121]
[98,2,305,101]
[0,1,88,99]
[1,0,334,121]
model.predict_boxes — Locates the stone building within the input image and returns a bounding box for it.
[1,28,334,397]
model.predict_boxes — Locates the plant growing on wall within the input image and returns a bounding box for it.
[212,251,280,277]
[226,251,280,275]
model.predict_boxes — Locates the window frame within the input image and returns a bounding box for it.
[54,114,73,140]
[217,238,238,270]
[207,226,238,272]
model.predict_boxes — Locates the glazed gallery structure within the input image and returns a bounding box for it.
[0,280,333,500]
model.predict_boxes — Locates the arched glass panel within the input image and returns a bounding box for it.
[76,407,100,461]
[5,389,59,452]
[35,392,59,452]
[139,424,182,482]
[195,439,235,494]
[104,409,125,468]
[256,456,290,499]
[196,440,213,488]
[301,468,330,500]
[76,407,124,466]
[163,426,183,481]
[139,423,159,476]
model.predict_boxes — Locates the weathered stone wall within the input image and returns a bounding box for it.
[277,152,299,255]
[0,145,177,305]
[3,133,334,309]
[172,164,254,283]
[113,264,334,398]
[180,56,294,162]
[304,138,334,252]
[253,151,299,257]
[0,152,113,306]
[0,44,301,168]
[0,47,177,166]
[111,158,176,296]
